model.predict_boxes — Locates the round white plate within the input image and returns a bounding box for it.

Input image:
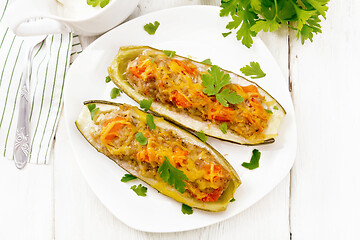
[63,6,297,233]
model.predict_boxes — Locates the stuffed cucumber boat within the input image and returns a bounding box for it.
[76,100,241,212]
[108,46,286,145]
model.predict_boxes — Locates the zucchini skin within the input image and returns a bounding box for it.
[75,100,241,212]
[108,46,286,145]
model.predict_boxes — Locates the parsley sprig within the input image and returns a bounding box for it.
[121,174,137,182]
[87,0,110,8]
[240,61,266,79]
[181,204,193,215]
[220,123,228,134]
[144,21,160,35]
[242,149,261,170]
[163,50,176,58]
[131,184,147,196]
[195,130,207,142]
[201,65,243,107]
[201,58,212,65]
[140,98,153,111]
[146,114,156,129]
[158,156,188,194]
[135,132,148,145]
[87,104,99,120]
[110,87,121,99]
[220,0,329,47]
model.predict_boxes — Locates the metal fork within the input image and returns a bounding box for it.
[14,34,47,169]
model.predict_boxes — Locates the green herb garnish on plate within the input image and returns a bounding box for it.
[131,184,147,196]
[181,204,193,215]
[240,61,266,79]
[121,174,137,183]
[144,21,160,35]
[242,149,261,170]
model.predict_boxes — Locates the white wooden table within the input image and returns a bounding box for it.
[1,0,359,239]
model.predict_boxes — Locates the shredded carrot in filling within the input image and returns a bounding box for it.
[126,52,273,139]
[95,107,230,203]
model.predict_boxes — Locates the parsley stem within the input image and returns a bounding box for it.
[273,0,278,21]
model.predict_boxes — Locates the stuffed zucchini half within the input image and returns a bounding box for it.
[76,100,241,212]
[108,46,286,145]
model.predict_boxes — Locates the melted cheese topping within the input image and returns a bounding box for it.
[89,104,231,202]
[126,50,274,140]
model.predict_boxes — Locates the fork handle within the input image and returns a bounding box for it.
[14,51,32,169]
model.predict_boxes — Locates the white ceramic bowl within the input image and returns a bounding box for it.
[5,0,140,36]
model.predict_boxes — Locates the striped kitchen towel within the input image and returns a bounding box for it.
[0,0,81,164]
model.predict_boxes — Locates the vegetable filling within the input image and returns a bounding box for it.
[125,50,274,140]
[88,104,231,202]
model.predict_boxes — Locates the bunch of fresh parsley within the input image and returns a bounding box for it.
[220,0,329,48]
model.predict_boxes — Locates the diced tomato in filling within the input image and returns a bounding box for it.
[129,65,147,78]
[200,187,223,202]
[207,102,235,122]
[129,59,155,81]
[170,90,192,108]
[204,163,223,182]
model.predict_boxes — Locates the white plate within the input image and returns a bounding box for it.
[63,6,297,233]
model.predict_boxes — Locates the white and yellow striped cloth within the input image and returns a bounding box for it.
[0,0,82,164]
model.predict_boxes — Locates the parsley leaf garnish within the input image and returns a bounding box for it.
[222,31,232,37]
[121,174,137,182]
[216,88,244,107]
[158,156,188,194]
[139,98,152,111]
[220,123,228,134]
[144,21,160,35]
[135,132,148,145]
[242,149,261,170]
[265,109,273,114]
[181,204,193,215]
[220,0,329,48]
[146,114,156,130]
[110,87,121,99]
[230,198,236,202]
[105,76,111,83]
[131,184,147,196]
[201,58,212,65]
[201,65,243,107]
[195,130,207,142]
[163,50,176,58]
[86,0,109,8]
[240,61,266,79]
[273,106,279,110]
[202,65,230,95]
[87,104,99,120]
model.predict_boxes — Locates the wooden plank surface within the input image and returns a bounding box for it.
[53,0,290,239]
[0,158,53,240]
[289,0,360,239]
